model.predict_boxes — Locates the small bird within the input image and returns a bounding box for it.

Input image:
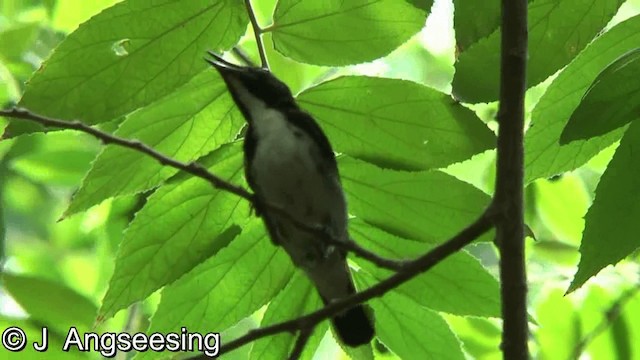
[205,51,374,347]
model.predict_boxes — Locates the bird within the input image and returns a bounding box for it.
[205,51,374,347]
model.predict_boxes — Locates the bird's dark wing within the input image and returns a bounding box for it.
[285,108,338,173]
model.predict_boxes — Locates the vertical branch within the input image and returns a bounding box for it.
[244,0,269,69]
[494,0,529,359]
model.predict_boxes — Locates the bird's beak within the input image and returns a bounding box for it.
[205,50,248,80]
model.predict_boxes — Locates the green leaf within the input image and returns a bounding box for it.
[560,48,640,144]
[0,22,40,60]
[51,0,119,33]
[250,272,327,360]
[356,274,465,360]
[452,0,500,51]
[271,0,427,66]
[297,77,495,171]
[137,221,295,360]
[64,70,243,216]
[525,14,640,183]
[534,174,590,246]
[9,131,98,186]
[350,220,500,317]
[0,317,87,360]
[98,143,249,320]
[7,0,247,137]
[453,0,624,103]
[534,287,581,360]
[1,273,98,334]
[340,157,490,242]
[568,120,640,292]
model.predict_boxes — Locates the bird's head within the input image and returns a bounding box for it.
[205,51,296,117]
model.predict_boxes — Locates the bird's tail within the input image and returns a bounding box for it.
[309,259,375,346]
[330,302,375,347]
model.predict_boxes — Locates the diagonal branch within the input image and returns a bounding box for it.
[0,107,253,200]
[288,327,314,360]
[190,210,494,358]
[0,107,403,272]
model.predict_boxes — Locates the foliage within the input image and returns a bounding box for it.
[1,0,640,359]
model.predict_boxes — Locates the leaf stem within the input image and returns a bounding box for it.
[244,0,269,69]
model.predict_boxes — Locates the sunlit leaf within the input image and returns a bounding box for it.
[534,287,581,360]
[340,157,490,243]
[356,275,465,360]
[250,272,327,360]
[64,71,243,216]
[7,0,246,137]
[136,221,294,360]
[271,0,427,65]
[350,220,500,317]
[298,77,495,171]
[99,143,249,320]
[51,0,120,33]
[534,174,590,246]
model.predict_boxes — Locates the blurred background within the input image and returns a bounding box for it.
[1,0,640,359]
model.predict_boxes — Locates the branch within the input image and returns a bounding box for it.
[0,107,253,201]
[0,107,403,271]
[244,0,268,69]
[494,0,529,358]
[1,107,493,358]
[570,284,640,360]
[190,210,494,358]
[288,327,313,360]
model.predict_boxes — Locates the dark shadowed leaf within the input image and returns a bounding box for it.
[453,0,500,51]
[525,14,640,183]
[568,120,640,292]
[560,48,640,144]
[453,0,624,103]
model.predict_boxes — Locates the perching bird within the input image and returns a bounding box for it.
[205,51,374,347]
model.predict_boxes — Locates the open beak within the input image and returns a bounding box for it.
[205,50,248,79]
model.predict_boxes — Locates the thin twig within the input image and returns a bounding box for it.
[190,210,494,358]
[0,107,403,272]
[0,107,253,200]
[494,0,529,358]
[288,327,314,360]
[244,0,268,69]
[570,284,640,360]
